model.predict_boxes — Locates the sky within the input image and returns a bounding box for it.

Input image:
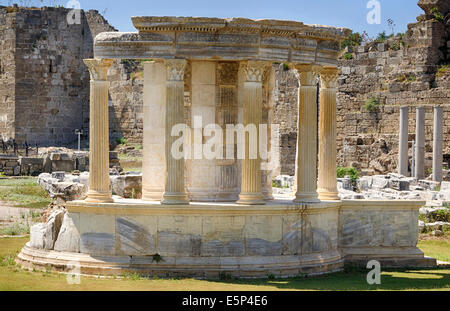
[3,0,423,38]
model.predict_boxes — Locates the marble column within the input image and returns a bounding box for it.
[83,59,114,203]
[189,60,218,201]
[237,61,269,205]
[142,60,166,201]
[398,106,409,176]
[318,67,340,201]
[433,106,443,182]
[162,59,190,205]
[415,106,425,180]
[294,64,320,203]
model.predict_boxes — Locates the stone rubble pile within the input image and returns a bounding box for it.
[37,171,143,201]
[272,173,450,236]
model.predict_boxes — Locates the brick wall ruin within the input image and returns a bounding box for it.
[273,1,450,176]
[0,6,115,146]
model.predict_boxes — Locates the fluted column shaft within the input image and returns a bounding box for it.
[398,106,409,176]
[237,61,269,205]
[162,59,190,205]
[294,65,319,203]
[318,67,340,201]
[433,106,443,182]
[84,59,114,204]
[415,107,426,180]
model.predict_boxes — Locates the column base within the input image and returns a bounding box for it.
[142,190,164,202]
[294,192,320,203]
[318,191,340,201]
[237,193,266,205]
[85,190,114,204]
[161,193,190,205]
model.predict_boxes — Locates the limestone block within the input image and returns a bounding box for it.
[111,175,142,199]
[441,181,450,192]
[80,233,115,256]
[49,182,88,201]
[246,239,283,256]
[201,240,245,257]
[30,224,50,250]
[54,213,80,253]
[282,216,302,255]
[419,180,440,191]
[51,171,65,182]
[115,217,156,256]
[157,231,202,257]
[372,176,390,190]
[390,179,410,191]
[337,177,352,190]
[30,210,65,250]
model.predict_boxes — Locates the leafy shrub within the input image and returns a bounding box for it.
[436,64,449,78]
[282,63,290,71]
[116,137,128,145]
[363,96,380,112]
[375,31,388,43]
[341,32,362,50]
[431,8,444,22]
[337,167,360,182]
[343,53,353,60]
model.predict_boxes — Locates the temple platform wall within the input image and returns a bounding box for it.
[16,199,436,278]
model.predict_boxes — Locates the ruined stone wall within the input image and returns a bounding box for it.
[337,14,449,175]
[0,6,116,146]
[272,6,449,176]
[272,65,300,176]
[0,8,17,141]
[107,60,144,145]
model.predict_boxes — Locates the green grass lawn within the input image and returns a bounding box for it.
[418,239,450,263]
[0,178,52,209]
[0,237,449,291]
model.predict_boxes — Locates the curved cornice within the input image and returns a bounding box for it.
[94,16,351,67]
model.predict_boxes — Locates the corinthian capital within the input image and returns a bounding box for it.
[84,58,114,81]
[294,64,321,86]
[319,66,339,89]
[166,59,187,82]
[241,61,271,83]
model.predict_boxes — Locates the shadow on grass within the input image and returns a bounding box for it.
[204,267,450,291]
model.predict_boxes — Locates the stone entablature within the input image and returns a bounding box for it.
[94,17,350,67]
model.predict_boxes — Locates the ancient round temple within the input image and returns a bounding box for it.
[17,17,436,278]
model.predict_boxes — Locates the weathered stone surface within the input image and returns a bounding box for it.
[340,210,418,248]
[0,7,116,145]
[49,182,88,202]
[51,172,65,182]
[246,239,283,256]
[80,233,115,256]
[54,213,80,253]
[111,175,142,199]
[390,179,410,191]
[30,210,65,250]
[115,217,155,255]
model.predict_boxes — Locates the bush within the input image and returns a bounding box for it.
[282,63,290,71]
[337,167,359,182]
[431,8,444,23]
[343,53,353,60]
[375,31,388,43]
[436,64,449,78]
[116,137,128,145]
[364,96,380,112]
[341,32,362,50]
